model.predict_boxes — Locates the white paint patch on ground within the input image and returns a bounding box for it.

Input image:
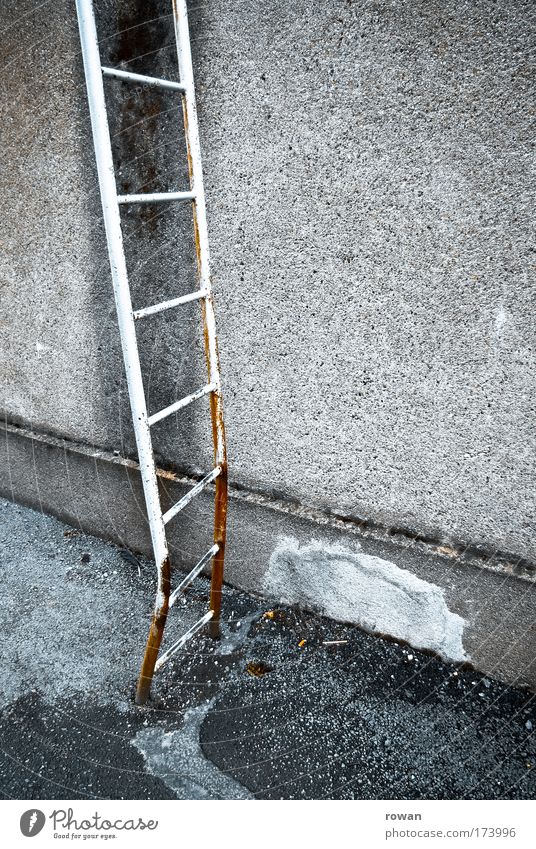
[264,537,468,662]
[132,614,259,799]
[216,610,262,656]
[133,701,252,800]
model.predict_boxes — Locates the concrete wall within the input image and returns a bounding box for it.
[1,0,535,564]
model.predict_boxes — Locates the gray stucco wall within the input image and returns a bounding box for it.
[1,0,535,560]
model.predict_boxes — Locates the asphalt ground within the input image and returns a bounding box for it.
[0,498,534,799]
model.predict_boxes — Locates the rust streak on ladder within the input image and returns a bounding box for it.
[194,163,228,643]
[175,0,229,640]
[209,422,228,639]
[135,556,171,705]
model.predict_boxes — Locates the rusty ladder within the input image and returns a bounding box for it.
[75,0,228,705]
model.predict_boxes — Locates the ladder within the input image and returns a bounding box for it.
[75,0,228,705]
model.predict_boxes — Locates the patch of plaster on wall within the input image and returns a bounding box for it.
[263,537,468,662]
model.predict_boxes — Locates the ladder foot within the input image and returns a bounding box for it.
[208,618,221,640]
[135,677,153,706]
[135,557,171,705]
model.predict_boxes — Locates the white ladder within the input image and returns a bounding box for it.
[75,0,228,705]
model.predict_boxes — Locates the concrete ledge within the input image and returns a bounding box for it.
[1,420,535,690]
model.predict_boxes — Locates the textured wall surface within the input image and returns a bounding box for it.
[1,0,535,560]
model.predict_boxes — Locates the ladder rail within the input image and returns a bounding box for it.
[75,0,168,576]
[173,0,229,639]
[76,0,171,706]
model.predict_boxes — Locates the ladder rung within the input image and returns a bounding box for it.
[148,383,216,426]
[133,288,209,320]
[169,544,219,608]
[154,610,213,671]
[101,66,186,93]
[162,467,221,525]
[117,191,196,205]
